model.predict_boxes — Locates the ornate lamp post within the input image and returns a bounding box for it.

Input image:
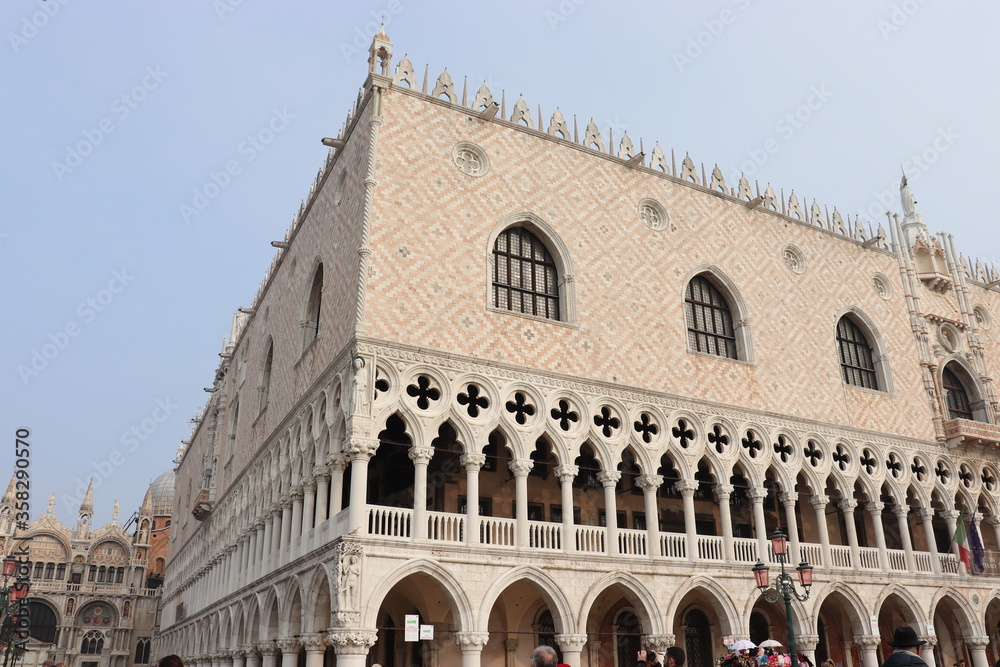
[0,555,32,667]
[752,530,813,666]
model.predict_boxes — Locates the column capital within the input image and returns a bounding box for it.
[553,464,579,481]
[554,634,588,652]
[597,471,621,486]
[779,491,798,505]
[970,512,984,523]
[275,638,300,654]
[892,505,910,519]
[408,446,434,463]
[302,478,317,492]
[941,509,962,521]
[504,639,519,652]
[810,494,830,509]
[674,479,698,496]
[327,453,350,470]
[229,648,245,659]
[240,646,257,657]
[854,636,880,650]
[256,642,279,657]
[747,486,769,501]
[454,632,490,652]
[460,453,486,471]
[917,507,936,520]
[865,501,884,514]
[637,475,664,491]
[348,437,379,461]
[919,635,938,648]
[299,633,327,653]
[713,483,734,499]
[509,458,533,477]
[326,630,378,655]
[838,498,858,512]
[796,634,819,651]
[964,635,990,648]
[987,515,1000,526]
[640,635,675,652]
[291,488,305,502]
[312,464,330,479]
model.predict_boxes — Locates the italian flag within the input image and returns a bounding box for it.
[953,517,971,573]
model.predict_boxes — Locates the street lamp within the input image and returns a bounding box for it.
[752,530,813,666]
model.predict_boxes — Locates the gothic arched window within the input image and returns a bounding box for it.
[685,275,737,359]
[303,263,324,346]
[837,316,878,389]
[260,340,274,412]
[493,227,560,320]
[943,364,974,420]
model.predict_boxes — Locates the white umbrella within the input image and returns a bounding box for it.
[759,640,783,648]
[731,640,757,651]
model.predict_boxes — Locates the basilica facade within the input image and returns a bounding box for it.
[1,472,174,667]
[156,30,1000,667]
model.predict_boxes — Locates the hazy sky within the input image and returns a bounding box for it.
[3,1,998,528]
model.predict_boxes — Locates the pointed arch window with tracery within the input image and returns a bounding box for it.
[685,275,737,359]
[943,364,973,420]
[493,227,560,320]
[837,316,878,389]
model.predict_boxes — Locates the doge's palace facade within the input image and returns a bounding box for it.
[157,30,1000,667]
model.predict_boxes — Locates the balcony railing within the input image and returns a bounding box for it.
[943,418,1000,448]
[359,506,976,578]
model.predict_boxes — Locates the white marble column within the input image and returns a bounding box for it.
[555,634,588,667]
[510,458,533,548]
[810,494,831,567]
[919,636,938,667]
[839,499,861,567]
[866,501,890,570]
[279,498,293,563]
[966,636,990,667]
[455,632,490,667]
[231,648,245,667]
[301,478,317,538]
[461,454,486,546]
[749,486,769,562]
[290,488,304,549]
[676,479,698,561]
[258,643,278,667]
[714,483,735,562]
[893,505,916,571]
[347,438,379,534]
[410,446,433,540]
[327,453,348,518]
[855,636,880,667]
[276,638,300,667]
[300,634,326,667]
[797,634,819,667]
[314,466,330,525]
[918,508,942,574]
[326,630,376,667]
[243,645,260,667]
[640,475,665,558]
[554,464,579,553]
[600,471,622,555]
[941,510,964,574]
[780,491,800,564]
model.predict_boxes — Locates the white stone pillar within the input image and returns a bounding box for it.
[920,636,938,667]
[276,638,299,667]
[600,471,622,555]
[893,505,916,571]
[855,636,880,667]
[504,639,519,667]
[555,634,588,667]
[780,491,800,565]
[919,508,942,573]
[410,446,433,541]
[300,634,326,667]
[797,634,819,667]
[347,438,379,534]
[269,506,282,562]
[279,499,293,562]
[328,453,348,518]
[258,643,278,667]
[461,454,486,545]
[314,466,330,525]
[714,483,734,562]
[676,479,698,561]
[301,478,317,538]
[510,458,533,548]
[327,630,377,667]
[749,486,769,562]
[243,646,259,667]
[554,464,579,553]
[810,494,832,567]
[455,632,490,667]
[839,499,861,568]
[231,648,245,667]
[867,501,890,570]
[966,636,990,667]
[941,510,964,574]
[640,475,665,558]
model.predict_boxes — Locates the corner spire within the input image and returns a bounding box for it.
[79,477,94,521]
[899,173,927,250]
[368,24,393,76]
[1,474,15,506]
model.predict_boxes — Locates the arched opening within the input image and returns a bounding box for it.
[303,263,324,346]
[27,600,58,644]
[492,226,560,321]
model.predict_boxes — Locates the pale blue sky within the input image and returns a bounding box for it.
[2,1,998,527]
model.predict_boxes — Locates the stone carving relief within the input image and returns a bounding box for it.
[781,245,806,275]
[452,142,489,178]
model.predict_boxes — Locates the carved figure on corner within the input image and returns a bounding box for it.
[338,554,360,610]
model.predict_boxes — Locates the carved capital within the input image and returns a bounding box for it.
[275,638,300,654]
[838,498,858,512]
[987,515,1000,526]
[302,478,317,492]
[854,636,880,650]
[713,483,734,499]
[919,635,938,648]
[796,634,819,651]
[312,464,330,479]
[460,454,486,471]
[326,630,378,655]
[865,501,884,514]
[239,645,256,657]
[747,486,769,501]
[229,648,245,659]
[965,635,990,648]
[674,479,698,495]
[299,633,327,653]
[779,492,798,505]
[598,471,621,486]
[348,437,379,461]
[553,464,579,482]
[892,505,910,519]
[637,475,664,492]
[941,509,961,521]
[555,634,588,652]
[504,639,519,652]
[641,635,675,652]
[810,495,830,509]
[256,642,278,657]
[508,459,533,477]
[454,632,490,652]
[408,446,434,464]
